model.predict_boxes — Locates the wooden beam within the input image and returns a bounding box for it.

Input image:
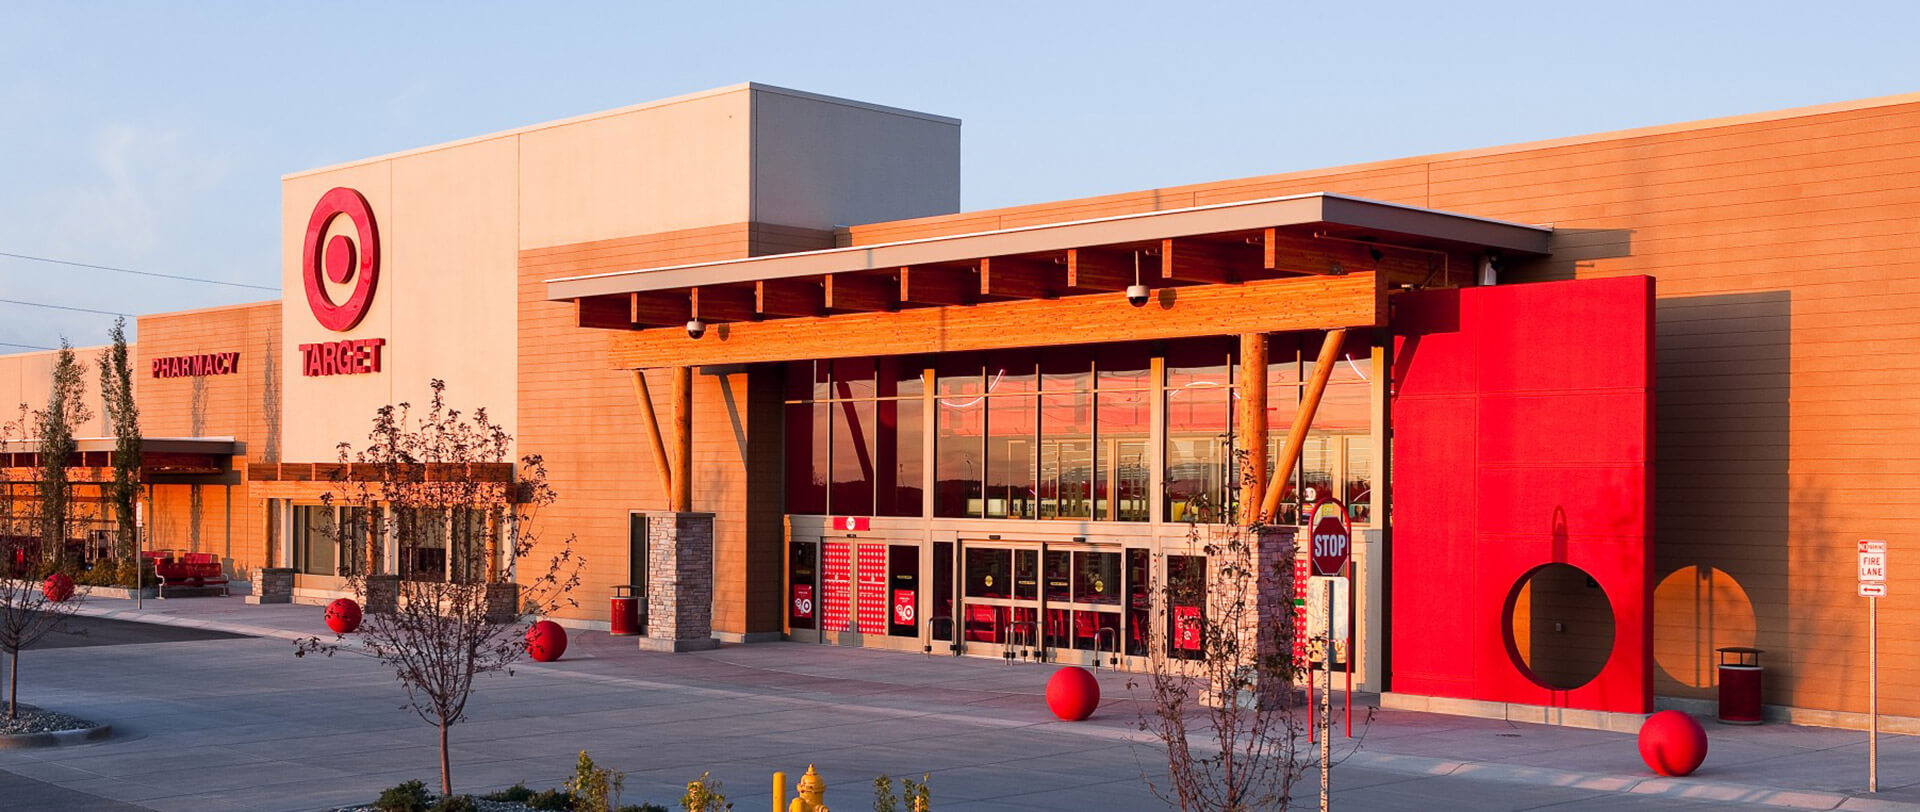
[978,256,1055,299]
[824,273,897,312]
[1239,332,1268,526]
[1161,238,1256,284]
[631,293,692,328]
[1066,248,1134,290]
[576,296,632,330]
[669,366,692,512]
[1263,227,1431,278]
[1259,329,1347,522]
[630,369,674,506]
[610,272,1381,368]
[756,278,824,317]
[899,266,975,306]
[691,285,758,323]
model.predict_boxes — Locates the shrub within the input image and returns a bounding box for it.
[430,796,478,812]
[483,783,536,803]
[680,772,730,811]
[374,779,432,812]
[528,788,575,810]
[567,750,626,812]
[619,804,669,812]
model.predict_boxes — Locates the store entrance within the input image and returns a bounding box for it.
[957,540,1148,667]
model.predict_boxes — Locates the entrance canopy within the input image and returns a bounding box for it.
[0,436,238,478]
[545,193,1551,368]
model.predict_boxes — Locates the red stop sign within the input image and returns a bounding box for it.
[1309,499,1351,576]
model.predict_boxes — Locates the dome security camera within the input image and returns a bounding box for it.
[1126,284,1150,307]
[685,318,707,339]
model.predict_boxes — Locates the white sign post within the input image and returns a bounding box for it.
[1859,539,1887,793]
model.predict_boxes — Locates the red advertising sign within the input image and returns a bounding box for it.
[832,516,870,532]
[893,589,916,625]
[1309,499,1351,577]
[792,584,814,620]
[1174,605,1202,651]
[151,352,239,379]
[302,187,381,332]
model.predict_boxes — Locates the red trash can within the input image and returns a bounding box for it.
[610,585,642,637]
[1716,646,1763,725]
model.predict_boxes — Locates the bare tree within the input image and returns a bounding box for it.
[1133,515,1310,811]
[35,340,93,569]
[0,405,85,721]
[97,318,141,562]
[296,379,582,796]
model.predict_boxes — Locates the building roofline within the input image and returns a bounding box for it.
[282,82,959,181]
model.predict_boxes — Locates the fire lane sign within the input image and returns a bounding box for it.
[1859,539,1888,597]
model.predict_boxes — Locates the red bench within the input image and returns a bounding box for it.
[148,551,230,596]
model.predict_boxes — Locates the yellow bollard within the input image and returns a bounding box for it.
[772,771,787,812]
[788,764,828,812]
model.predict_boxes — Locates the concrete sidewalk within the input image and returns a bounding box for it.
[20,595,1919,811]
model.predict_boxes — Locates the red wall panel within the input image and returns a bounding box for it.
[1391,276,1654,714]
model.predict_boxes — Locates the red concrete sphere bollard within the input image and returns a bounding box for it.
[324,598,362,634]
[527,620,568,662]
[1046,666,1101,721]
[42,573,74,603]
[1638,709,1709,777]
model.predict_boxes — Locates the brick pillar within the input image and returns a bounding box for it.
[246,567,294,605]
[637,511,718,653]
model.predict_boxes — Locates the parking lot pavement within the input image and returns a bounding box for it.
[5,596,1911,811]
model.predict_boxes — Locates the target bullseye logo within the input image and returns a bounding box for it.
[302,187,380,331]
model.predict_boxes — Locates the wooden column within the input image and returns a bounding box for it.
[1239,332,1268,526]
[1259,329,1347,522]
[669,366,693,512]
[630,369,675,504]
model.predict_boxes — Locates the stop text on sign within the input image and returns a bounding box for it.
[1309,499,1351,576]
[151,352,239,379]
[299,338,386,377]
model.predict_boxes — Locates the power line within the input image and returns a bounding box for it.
[0,250,278,292]
[0,298,130,317]
[0,341,53,351]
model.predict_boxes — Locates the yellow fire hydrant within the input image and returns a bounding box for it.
[776,764,828,812]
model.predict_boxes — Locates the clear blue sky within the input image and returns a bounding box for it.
[2,1,1913,349]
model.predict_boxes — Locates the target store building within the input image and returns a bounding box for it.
[4,83,1918,731]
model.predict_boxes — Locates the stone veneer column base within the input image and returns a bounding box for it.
[245,567,294,605]
[365,575,400,614]
[641,511,718,653]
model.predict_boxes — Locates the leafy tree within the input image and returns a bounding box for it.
[296,379,581,796]
[97,318,141,561]
[0,405,85,720]
[34,340,93,568]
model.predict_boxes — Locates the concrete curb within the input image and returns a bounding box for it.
[1339,750,1906,810]
[0,723,113,750]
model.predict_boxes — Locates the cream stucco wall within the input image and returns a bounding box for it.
[0,345,112,438]
[279,83,960,462]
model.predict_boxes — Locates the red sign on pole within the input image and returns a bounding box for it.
[1309,499,1351,577]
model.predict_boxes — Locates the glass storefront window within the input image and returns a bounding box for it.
[1096,389,1151,522]
[1346,436,1373,524]
[875,397,923,517]
[1044,550,1071,602]
[936,395,983,518]
[829,398,877,515]
[1073,551,1121,606]
[986,395,1036,519]
[964,547,1009,599]
[1039,392,1092,519]
[292,505,335,576]
[786,402,828,515]
[1168,554,1206,660]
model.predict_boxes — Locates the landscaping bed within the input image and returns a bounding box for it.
[0,704,111,749]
